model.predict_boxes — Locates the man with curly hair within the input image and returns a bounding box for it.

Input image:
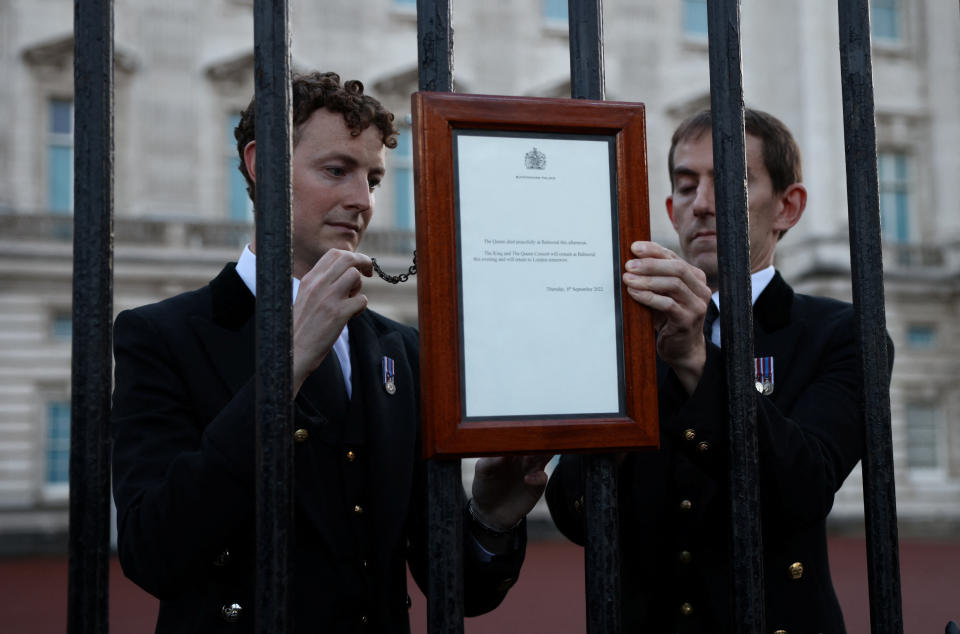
[112,72,548,633]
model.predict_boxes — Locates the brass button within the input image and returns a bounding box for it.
[679,499,692,511]
[683,428,696,441]
[293,428,309,443]
[774,630,788,634]
[360,615,368,625]
[361,559,369,569]
[213,549,231,567]
[679,550,692,564]
[221,603,242,622]
[573,496,584,513]
[788,561,804,580]
[697,441,710,453]
[680,602,693,616]
[354,504,364,514]
[346,449,357,461]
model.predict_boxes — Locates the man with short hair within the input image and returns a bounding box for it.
[547,109,884,632]
[112,72,548,633]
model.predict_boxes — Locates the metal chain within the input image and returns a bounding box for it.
[371,250,417,284]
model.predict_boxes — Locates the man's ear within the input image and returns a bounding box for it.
[666,195,680,231]
[773,183,806,234]
[243,141,257,183]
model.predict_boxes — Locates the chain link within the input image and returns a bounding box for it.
[371,250,417,284]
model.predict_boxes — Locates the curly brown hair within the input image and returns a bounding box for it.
[234,71,399,203]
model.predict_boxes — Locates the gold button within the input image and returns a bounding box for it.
[683,428,696,441]
[679,499,692,511]
[697,441,710,453]
[220,603,242,622]
[346,450,357,461]
[679,550,692,564]
[574,496,584,513]
[361,559,369,569]
[293,428,309,443]
[360,615,368,625]
[680,602,693,616]
[788,561,804,580]
[354,504,364,514]
[774,630,788,634]
[213,549,231,567]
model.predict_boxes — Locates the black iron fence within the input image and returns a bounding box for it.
[68,0,904,632]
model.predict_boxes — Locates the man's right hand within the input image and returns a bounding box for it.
[622,241,712,395]
[292,249,373,394]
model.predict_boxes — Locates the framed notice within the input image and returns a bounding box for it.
[412,92,658,457]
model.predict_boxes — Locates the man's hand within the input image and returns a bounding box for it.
[292,249,373,394]
[623,241,712,394]
[470,455,553,531]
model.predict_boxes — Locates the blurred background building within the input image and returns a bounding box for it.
[0,0,957,551]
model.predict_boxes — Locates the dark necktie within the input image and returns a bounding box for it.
[300,351,349,423]
[704,301,719,342]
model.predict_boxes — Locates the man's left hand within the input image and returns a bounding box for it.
[470,455,553,531]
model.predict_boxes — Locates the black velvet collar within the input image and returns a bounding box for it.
[209,263,255,330]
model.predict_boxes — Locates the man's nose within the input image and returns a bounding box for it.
[344,174,374,211]
[693,182,715,216]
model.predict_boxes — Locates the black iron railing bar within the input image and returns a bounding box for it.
[417,1,465,633]
[836,2,903,632]
[68,1,114,632]
[252,1,294,632]
[705,0,765,631]
[567,1,622,633]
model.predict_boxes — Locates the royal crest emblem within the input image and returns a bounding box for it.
[524,147,547,170]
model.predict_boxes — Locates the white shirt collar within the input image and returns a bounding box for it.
[710,265,776,312]
[236,244,301,301]
[235,245,352,396]
[707,265,775,347]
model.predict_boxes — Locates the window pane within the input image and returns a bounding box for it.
[227,114,252,221]
[907,325,935,348]
[878,152,909,243]
[392,127,415,231]
[52,312,72,339]
[48,145,73,213]
[46,401,71,484]
[871,0,900,40]
[683,0,708,36]
[395,127,412,157]
[228,157,252,221]
[50,99,73,134]
[905,403,937,470]
[395,167,413,230]
[543,0,568,22]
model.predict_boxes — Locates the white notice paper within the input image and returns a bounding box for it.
[457,133,623,418]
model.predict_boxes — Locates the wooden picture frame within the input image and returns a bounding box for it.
[412,92,658,457]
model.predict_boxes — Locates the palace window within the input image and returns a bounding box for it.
[46,400,71,485]
[393,125,415,232]
[227,112,253,222]
[905,402,940,473]
[48,99,74,213]
[683,0,708,37]
[878,151,910,243]
[906,324,935,349]
[871,0,901,41]
[543,0,568,24]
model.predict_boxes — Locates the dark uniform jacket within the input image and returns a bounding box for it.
[111,264,524,633]
[547,272,890,633]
